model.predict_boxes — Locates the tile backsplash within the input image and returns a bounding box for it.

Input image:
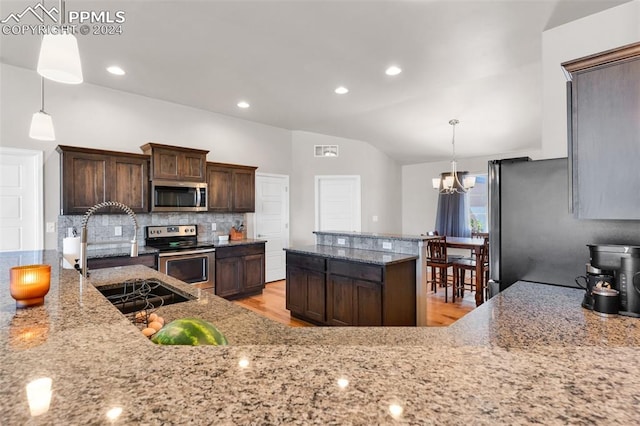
[57,212,245,251]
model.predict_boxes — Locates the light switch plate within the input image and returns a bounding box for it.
[211,223,217,231]
[114,226,122,236]
[372,215,378,222]
[46,222,55,233]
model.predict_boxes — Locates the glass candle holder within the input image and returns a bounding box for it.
[10,265,51,308]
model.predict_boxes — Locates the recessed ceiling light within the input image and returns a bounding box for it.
[237,101,250,108]
[334,86,349,95]
[106,65,125,76]
[385,65,402,76]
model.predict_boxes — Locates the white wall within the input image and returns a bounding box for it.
[541,0,640,159]
[290,131,402,246]
[0,64,292,249]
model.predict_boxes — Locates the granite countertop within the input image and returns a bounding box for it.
[285,245,418,265]
[86,245,159,259]
[313,230,431,241]
[2,250,640,424]
[211,238,266,248]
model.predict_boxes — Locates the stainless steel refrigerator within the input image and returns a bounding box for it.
[488,157,640,292]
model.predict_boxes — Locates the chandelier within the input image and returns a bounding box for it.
[432,119,476,194]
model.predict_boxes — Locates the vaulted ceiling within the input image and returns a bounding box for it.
[0,0,631,164]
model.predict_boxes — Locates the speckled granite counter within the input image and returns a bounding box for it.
[285,245,418,265]
[2,250,640,424]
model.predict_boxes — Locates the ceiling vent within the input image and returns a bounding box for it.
[314,145,339,157]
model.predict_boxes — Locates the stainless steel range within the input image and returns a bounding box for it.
[145,225,215,289]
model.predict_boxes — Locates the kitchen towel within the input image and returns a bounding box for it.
[62,237,81,269]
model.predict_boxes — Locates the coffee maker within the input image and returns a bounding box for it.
[588,244,640,317]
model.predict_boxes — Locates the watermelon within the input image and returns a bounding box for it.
[151,318,228,346]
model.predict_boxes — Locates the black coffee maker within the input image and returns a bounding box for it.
[576,263,614,310]
[588,244,640,318]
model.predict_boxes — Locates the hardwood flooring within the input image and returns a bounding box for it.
[232,277,476,327]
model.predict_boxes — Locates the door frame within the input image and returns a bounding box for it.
[314,175,361,232]
[0,147,44,250]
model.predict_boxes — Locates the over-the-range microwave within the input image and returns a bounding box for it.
[151,180,208,212]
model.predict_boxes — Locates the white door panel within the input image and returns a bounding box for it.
[0,148,43,251]
[254,173,289,283]
[315,175,361,232]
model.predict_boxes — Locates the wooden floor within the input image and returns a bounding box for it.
[232,277,476,327]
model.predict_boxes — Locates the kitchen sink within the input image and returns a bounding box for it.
[96,278,195,314]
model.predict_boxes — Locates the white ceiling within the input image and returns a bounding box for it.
[0,0,631,164]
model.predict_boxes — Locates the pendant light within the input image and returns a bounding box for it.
[432,119,475,194]
[29,77,56,141]
[37,0,83,84]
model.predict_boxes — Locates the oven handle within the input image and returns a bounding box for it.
[158,248,216,257]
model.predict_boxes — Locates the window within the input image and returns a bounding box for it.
[468,174,488,232]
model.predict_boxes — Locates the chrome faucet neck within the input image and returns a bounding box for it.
[78,201,139,277]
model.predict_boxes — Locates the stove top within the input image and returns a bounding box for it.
[145,225,215,253]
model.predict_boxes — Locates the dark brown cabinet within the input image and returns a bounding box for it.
[87,253,157,270]
[215,243,265,299]
[285,252,416,326]
[141,143,208,182]
[562,42,640,219]
[206,162,257,212]
[57,145,149,215]
[286,254,326,323]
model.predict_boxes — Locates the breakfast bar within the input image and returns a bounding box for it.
[2,251,640,424]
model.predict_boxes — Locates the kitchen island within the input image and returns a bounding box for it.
[2,250,640,424]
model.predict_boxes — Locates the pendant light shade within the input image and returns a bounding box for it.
[432,119,475,194]
[29,111,56,141]
[37,33,83,84]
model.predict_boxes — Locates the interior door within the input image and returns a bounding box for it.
[0,148,43,251]
[315,175,361,232]
[254,173,289,283]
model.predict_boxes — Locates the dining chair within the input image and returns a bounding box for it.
[426,236,454,302]
[452,237,489,302]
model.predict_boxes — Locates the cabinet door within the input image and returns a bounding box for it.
[113,156,148,213]
[181,152,206,181]
[207,166,232,211]
[232,169,255,212]
[215,257,242,298]
[243,253,265,293]
[151,147,181,180]
[327,275,354,326]
[60,151,108,214]
[305,270,326,323]
[353,279,382,326]
[286,266,307,315]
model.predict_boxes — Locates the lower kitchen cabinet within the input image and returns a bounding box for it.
[215,243,265,299]
[285,252,416,326]
[87,253,157,270]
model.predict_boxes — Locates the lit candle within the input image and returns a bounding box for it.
[10,265,51,308]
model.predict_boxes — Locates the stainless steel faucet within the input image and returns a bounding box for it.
[78,201,139,277]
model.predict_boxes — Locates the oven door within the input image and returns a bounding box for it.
[158,249,215,290]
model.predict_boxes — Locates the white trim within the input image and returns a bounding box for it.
[0,147,44,250]
[314,175,361,232]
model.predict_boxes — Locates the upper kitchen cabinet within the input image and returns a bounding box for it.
[562,42,640,219]
[57,146,149,215]
[140,143,208,182]
[206,162,257,212]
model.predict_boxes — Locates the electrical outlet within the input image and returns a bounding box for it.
[337,238,346,245]
[382,241,392,250]
[372,215,378,222]
[114,226,122,236]
[211,223,217,231]
[46,222,55,233]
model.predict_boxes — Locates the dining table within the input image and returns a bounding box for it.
[446,236,487,307]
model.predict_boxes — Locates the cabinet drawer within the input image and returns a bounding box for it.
[328,260,382,283]
[286,252,326,272]
[216,243,264,259]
